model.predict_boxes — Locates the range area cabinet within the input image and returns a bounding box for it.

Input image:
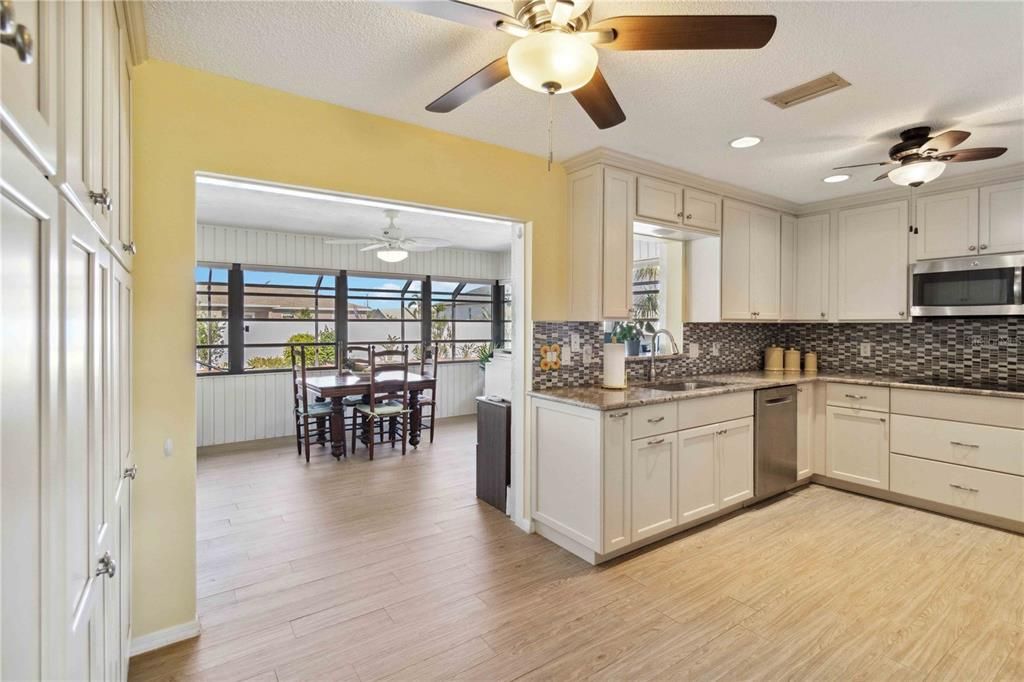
[914,182,1024,259]
[721,199,781,320]
[636,174,722,233]
[836,200,909,321]
[531,391,754,564]
[980,180,1024,255]
[781,214,830,321]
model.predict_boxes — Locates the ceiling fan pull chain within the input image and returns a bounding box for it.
[547,90,554,172]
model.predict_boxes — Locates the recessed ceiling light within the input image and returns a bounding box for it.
[729,136,762,149]
[823,174,850,183]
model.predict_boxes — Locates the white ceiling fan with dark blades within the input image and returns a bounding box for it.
[324,209,452,262]
[833,126,1008,187]
[398,0,778,129]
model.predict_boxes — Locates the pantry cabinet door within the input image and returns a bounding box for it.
[636,175,683,225]
[721,200,752,320]
[718,417,754,506]
[794,214,829,321]
[114,21,133,268]
[1,0,60,173]
[837,200,909,321]
[677,423,719,524]
[631,433,677,541]
[92,1,121,241]
[826,406,889,490]
[915,189,978,260]
[749,206,781,320]
[979,180,1024,255]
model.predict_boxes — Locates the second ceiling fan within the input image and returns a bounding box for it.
[400,0,777,129]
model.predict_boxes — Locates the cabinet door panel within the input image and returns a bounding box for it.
[826,406,889,490]
[115,23,133,267]
[749,207,781,320]
[682,188,721,232]
[636,175,682,225]
[980,180,1024,254]
[796,385,814,480]
[567,167,602,321]
[630,434,677,541]
[677,424,718,523]
[915,189,978,260]
[602,168,635,319]
[837,201,909,321]
[794,214,829,321]
[721,200,752,319]
[718,417,754,506]
[602,411,631,553]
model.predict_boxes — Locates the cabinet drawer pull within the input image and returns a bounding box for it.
[609,411,629,419]
[950,440,980,449]
[716,429,727,435]
[89,188,113,212]
[647,437,665,445]
[949,483,979,493]
[844,393,867,400]
[122,241,137,256]
[647,416,665,423]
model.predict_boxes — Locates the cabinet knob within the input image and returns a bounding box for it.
[685,213,693,220]
[820,312,826,318]
[0,22,32,64]
[122,241,137,255]
[0,0,13,33]
[979,244,988,250]
[89,188,113,212]
[677,211,683,218]
[899,311,906,317]
[968,245,977,251]
[95,552,117,578]
[123,465,137,480]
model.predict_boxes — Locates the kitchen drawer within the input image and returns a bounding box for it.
[891,389,1024,430]
[631,402,678,439]
[891,414,1024,476]
[677,391,753,431]
[890,453,1024,523]
[826,383,889,412]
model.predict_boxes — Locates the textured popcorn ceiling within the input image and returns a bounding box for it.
[146,0,1024,204]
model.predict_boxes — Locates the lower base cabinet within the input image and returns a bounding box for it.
[677,417,754,525]
[826,406,890,490]
[796,384,814,479]
[630,433,677,540]
[718,418,755,505]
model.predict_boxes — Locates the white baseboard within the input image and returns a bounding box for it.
[130,618,200,657]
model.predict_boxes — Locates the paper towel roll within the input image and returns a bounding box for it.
[603,343,626,389]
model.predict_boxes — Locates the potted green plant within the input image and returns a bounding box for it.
[611,320,655,357]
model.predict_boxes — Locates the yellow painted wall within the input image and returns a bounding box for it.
[132,60,568,637]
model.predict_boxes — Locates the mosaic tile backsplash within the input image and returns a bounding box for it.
[534,318,1021,389]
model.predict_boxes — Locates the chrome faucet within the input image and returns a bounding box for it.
[649,329,680,382]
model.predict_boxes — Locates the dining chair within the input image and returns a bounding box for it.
[417,343,439,444]
[342,344,371,453]
[354,345,410,460]
[290,345,334,462]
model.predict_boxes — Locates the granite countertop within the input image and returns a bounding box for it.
[528,371,1024,410]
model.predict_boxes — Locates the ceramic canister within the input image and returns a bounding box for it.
[804,351,818,374]
[764,346,783,372]
[784,348,801,372]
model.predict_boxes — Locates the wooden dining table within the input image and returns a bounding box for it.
[301,371,436,459]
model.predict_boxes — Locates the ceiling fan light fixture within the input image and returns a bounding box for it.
[376,249,409,263]
[889,159,946,187]
[507,30,598,94]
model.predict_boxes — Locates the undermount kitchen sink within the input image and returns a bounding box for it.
[647,380,724,392]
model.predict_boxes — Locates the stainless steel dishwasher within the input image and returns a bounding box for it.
[754,385,797,499]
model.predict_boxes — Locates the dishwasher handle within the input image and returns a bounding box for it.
[763,396,793,406]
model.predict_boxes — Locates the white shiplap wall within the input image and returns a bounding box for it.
[196,224,502,447]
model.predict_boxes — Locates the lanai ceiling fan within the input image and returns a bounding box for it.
[834,127,1008,187]
[399,0,778,130]
[324,209,452,263]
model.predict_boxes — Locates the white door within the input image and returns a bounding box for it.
[682,188,721,232]
[915,189,979,260]
[796,385,814,480]
[721,200,752,319]
[602,167,635,319]
[602,410,631,553]
[63,200,112,682]
[717,417,754,506]
[749,206,781,320]
[0,0,60,173]
[636,175,682,225]
[1,134,59,682]
[979,180,1024,254]
[630,433,677,541]
[826,406,889,490]
[794,214,829,321]
[837,200,909,321]
[676,423,719,523]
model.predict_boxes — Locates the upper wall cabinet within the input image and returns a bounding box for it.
[636,175,722,233]
[837,200,909,321]
[980,180,1024,255]
[781,214,829,321]
[721,199,780,321]
[1,0,60,174]
[568,165,635,320]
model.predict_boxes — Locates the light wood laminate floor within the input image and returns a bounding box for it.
[130,415,1024,681]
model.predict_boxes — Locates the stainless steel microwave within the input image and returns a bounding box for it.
[911,253,1023,316]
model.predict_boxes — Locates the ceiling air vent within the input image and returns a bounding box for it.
[765,72,851,109]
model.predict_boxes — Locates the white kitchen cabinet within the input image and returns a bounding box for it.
[683,188,721,233]
[602,410,631,553]
[722,199,780,320]
[915,188,979,260]
[718,417,754,506]
[115,22,134,267]
[980,180,1024,254]
[677,423,719,523]
[636,174,683,225]
[602,167,634,319]
[631,433,677,541]
[796,384,815,480]
[1,0,60,174]
[826,406,890,490]
[890,454,1024,523]
[782,214,829,321]
[837,200,909,321]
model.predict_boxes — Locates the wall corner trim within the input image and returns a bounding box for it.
[130,618,200,657]
[116,0,149,66]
